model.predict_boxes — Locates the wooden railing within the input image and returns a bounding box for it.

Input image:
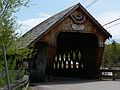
[99,69,120,81]
[2,75,29,90]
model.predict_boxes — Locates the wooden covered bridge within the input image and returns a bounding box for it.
[19,3,111,82]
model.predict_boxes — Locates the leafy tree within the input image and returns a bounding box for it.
[102,40,120,68]
[0,0,31,87]
[0,0,29,47]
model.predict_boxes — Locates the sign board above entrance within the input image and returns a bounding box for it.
[72,24,85,31]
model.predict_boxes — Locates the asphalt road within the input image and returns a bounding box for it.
[30,78,120,90]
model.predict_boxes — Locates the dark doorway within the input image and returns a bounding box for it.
[53,32,98,79]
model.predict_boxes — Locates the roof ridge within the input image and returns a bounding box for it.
[18,3,111,48]
[21,3,79,38]
[18,3,80,48]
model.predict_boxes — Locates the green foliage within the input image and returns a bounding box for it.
[102,40,120,68]
[0,45,34,88]
[0,0,30,88]
[0,71,6,87]
[0,0,29,47]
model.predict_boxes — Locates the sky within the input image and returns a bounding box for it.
[15,0,120,43]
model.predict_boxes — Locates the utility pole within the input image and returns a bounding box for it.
[2,44,10,90]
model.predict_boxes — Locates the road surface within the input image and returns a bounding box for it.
[30,78,120,90]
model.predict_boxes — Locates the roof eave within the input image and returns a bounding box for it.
[29,3,81,46]
[78,3,112,38]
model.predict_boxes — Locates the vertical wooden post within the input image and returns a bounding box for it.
[62,53,66,69]
[68,51,71,69]
[47,45,56,81]
[113,70,116,81]
[65,51,68,68]
[56,54,59,69]
[59,54,62,69]
[96,47,104,78]
[75,50,79,68]
[54,55,57,70]
[96,47,104,69]
[78,50,82,69]
[61,53,64,69]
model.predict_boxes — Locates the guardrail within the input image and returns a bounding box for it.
[99,69,120,81]
[1,75,29,90]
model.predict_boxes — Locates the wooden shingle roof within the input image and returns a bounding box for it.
[18,3,111,48]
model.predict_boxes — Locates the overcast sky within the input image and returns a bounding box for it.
[15,0,120,43]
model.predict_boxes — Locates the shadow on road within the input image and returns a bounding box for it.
[30,77,102,86]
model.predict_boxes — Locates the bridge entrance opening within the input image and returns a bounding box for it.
[53,32,99,79]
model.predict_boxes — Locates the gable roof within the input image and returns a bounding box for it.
[18,3,111,48]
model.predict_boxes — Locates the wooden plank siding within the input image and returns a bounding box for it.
[19,3,112,82]
[38,8,107,72]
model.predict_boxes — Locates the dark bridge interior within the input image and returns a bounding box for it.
[53,32,99,79]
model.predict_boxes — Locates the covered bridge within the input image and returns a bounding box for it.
[19,3,111,82]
